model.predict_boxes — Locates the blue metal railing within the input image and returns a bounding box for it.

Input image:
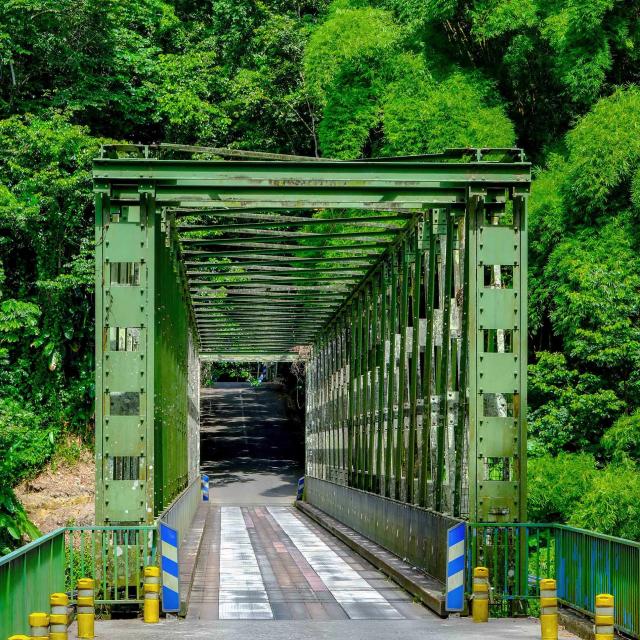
[468,522,640,639]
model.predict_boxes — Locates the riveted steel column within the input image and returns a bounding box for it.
[407,222,424,504]
[395,239,410,501]
[96,188,155,524]
[435,211,454,513]
[368,276,378,492]
[454,203,472,518]
[469,188,526,522]
[348,302,356,486]
[376,266,387,494]
[419,216,437,508]
[385,255,397,497]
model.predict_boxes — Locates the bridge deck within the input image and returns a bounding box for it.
[188,505,431,621]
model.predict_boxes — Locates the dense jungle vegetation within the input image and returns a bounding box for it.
[1,0,639,551]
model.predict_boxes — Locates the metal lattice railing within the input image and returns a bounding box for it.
[2,516,640,638]
[468,522,640,639]
[64,526,157,604]
[0,525,156,638]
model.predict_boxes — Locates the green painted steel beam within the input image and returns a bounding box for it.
[94,158,531,185]
[109,189,474,209]
[193,298,339,313]
[190,287,349,295]
[188,277,361,285]
[178,215,411,231]
[187,266,367,275]
[183,243,387,256]
[180,231,397,245]
[195,311,333,318]
[184,256,375,265]
[174,205,428,215]
[200,353,304,362]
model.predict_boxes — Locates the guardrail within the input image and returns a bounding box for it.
[468,522,640,639]
[1,481,201,637]
[0,528,65,640]
[0,525,156,638]
[157,476,201,549]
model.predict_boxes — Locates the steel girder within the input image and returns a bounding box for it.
[94,145,530,525]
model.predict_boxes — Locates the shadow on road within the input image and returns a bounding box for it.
[200,382,304,504]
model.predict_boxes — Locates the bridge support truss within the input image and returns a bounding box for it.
[93,146,529,533]
[305,192,529,523]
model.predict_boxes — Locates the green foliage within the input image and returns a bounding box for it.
[305,5,515,157]
[201,361,260,386]
[527,453,596,523]
[0,486,40,554]
[563,87,640,217]
[528,352,623,454]
[304,6,401,102]
[382,64,515,154]
[0,399,53,482]
[601,410,640,464]
[569,462,640,540]
[528,451,640,541]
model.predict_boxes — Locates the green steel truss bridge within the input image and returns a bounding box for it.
[4,144,640,640]
[93,144,529,526]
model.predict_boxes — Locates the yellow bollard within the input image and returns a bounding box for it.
[28,612,49,639]
[8,635,31,640]
[76,578,95,639]
[49,593,69,640]
[595,593,614,640]
[539,579,558,640]
[143,565,161,623]
[472,566,489,623]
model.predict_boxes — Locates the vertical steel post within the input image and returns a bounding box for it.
[435,211,454,513]
[385,255,397,497]
[395,239,410,501]
[376,266,387,494]
[419,216,437,508]
[368,277,378,492]
[407,223,423,503]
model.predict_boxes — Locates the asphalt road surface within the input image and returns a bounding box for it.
[200,382,304,505]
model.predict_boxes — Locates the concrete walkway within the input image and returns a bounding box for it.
[86,617,579,639]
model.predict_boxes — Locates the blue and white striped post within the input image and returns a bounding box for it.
[201,474,209,502]
[160,523,179,613]
[446,522,466,612]
[296,476,305,500]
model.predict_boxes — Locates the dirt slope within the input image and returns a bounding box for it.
[15,448,95,533]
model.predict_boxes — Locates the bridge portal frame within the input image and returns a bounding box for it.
[93,146,530,526]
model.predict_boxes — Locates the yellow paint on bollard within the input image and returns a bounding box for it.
[539,579,558,640]
[143,565,161,624]
[8,635,31,640]
[77,578,95,639]
[28,612,49,639]
[472,567,489,623]
[49,592,69,640]
[595,593,614,640]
